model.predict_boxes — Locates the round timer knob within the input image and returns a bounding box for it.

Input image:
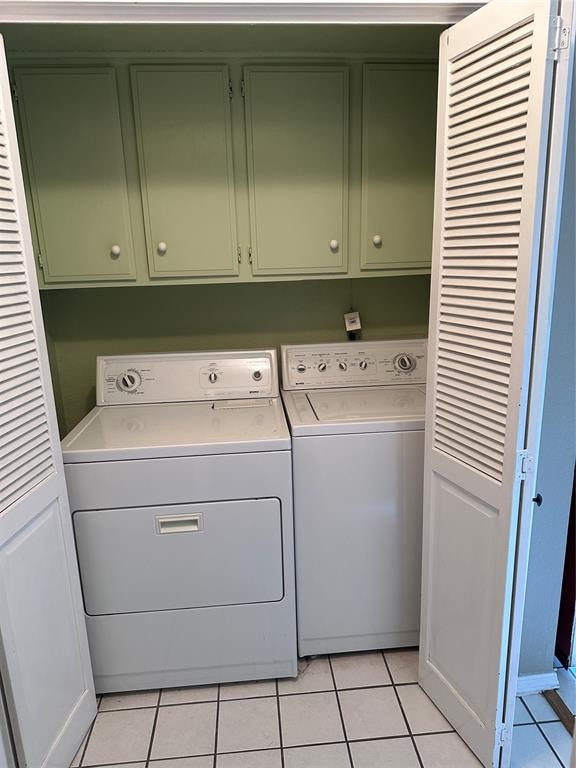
[208,372,218,383]
[395,354,415,373]
[296,363,306,374]
[252,370,262,381]
[318,362,327,372]
[339,361,348,371]
[116,371,140,392]
[359,360,368,370]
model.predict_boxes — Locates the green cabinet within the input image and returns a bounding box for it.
[244,66,349,276]
[360,65,437,271]
[131,65,238,278]
[15,68,135,283]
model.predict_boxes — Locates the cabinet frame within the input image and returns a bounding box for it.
[130,63,240,279]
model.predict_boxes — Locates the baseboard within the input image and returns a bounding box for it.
[516,671,560,696]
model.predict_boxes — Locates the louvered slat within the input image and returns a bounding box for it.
[0,91,54,512]
[432,17,535,482]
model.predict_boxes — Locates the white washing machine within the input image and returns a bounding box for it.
[61,349,297,693]
[281,339,427,657]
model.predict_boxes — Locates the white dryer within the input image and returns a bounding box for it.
[62,349,297,693]
[281,339,427,657]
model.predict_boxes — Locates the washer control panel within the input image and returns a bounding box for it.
[97,349,278,405]
[281,339,426,390]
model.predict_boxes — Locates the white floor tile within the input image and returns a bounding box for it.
[384,650,419,684]
[339,687,407,741]
[160,685,218,705]
[515,698,534,725]
[350,736,420,767]
[220,680,276,700]
[280,691,344,747]
[414,732,483,767]
[522,694,560,723]
[216,749,282,767]
[89,764,145,768]
[284,742,351,767]
[99,690,159,711]
[540,721,574,767]
[511,724,563,768]
[83,708,156,766]
[331,652,391,689]
[217,697,280,753]
[151,702,217,759]
[396,684,451,735]
[278,657,334,695]
[151,759,213,768]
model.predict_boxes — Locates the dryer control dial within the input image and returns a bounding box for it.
[116,370,141,393]
[208,372,218,384]
[394,354,416,373]
[359,360,368,371]
[318,362,328,372]
[338,361,348,371]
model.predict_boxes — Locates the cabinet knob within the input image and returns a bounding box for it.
[329,239,339,252]
[372,234,383,248]
[110,244,121,259]
[157,242,168,255]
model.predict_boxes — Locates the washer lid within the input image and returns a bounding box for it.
[307,386,426,422]
[61,398,290,463]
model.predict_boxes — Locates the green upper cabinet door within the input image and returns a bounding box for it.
[361,65,437,271]
[15,68,136,283]
[131,66,238,278]
[244,66,349,276]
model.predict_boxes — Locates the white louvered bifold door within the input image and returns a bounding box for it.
[0,36,96,768]
[419,1,574,767]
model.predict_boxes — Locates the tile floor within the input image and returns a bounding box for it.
[71,650,574,768]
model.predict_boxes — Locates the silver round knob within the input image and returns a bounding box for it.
[318,362,327,372]
[339,361,348,371]
[252,370,262,381]
[395,354,416,373]
[329,239,339,252]
[116,370,140,392]
[110,244,121,259]
[157,241,168,255]
[296,363,306,374]
[372,235,383,248]
[208,372,218,384]
[359,360,368,370]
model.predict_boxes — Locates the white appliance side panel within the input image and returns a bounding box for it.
[292,431,424,655]
[74,499,284,614]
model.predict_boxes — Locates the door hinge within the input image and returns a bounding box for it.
[517,450,536,480]
[248,246,253,265]
[11,84,18,103]
[550,16,570,59]
[237,245,242,263]
[240,79,246,98]
[228,80,233,99]
[37,252,44,270]
[496,724,512,749]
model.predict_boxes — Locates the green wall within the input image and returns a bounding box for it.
[41,275,430,435]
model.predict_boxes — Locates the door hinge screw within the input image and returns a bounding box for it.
[551,16,570,59]
[237,245,242,263]
[228,80,233,99]
[248,246,253,264]
[37,252,44,270]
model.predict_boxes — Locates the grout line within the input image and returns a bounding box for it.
[212,683,221,768]
[532,721,567,768]
[327,655,355,768]
[77,711,98,768]
[381,652,425,768]
[143,689,161,768]
[275,679,286,768]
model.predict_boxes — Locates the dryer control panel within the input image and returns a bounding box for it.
[281,340,427,390]
[97,349,278,405]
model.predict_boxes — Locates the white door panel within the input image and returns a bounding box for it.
[420,1,575,766]
[0,35,96,768]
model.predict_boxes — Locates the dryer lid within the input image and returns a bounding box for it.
[307,386,426,423]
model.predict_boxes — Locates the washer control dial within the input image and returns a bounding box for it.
[394,353,416,373]
[296,363,306,374]
[318,362,328,372]
[116,370,141,393]
[208,372,218,384]
[338,361,348,371]
[252,370,262,381]
[359,360,368,371]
